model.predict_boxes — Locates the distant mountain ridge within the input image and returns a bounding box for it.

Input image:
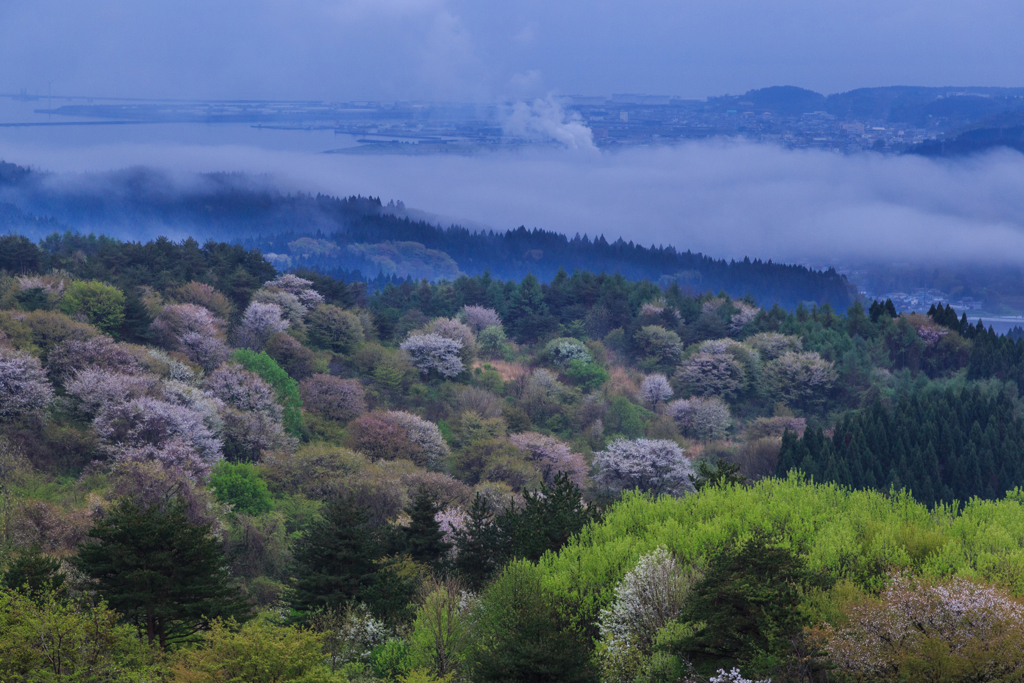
[0,161,854,310]
[712,85,1024,125]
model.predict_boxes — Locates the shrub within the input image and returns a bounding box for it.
[173,281,233,319]
[17,310,98,359]
[593,438,694,496]
[564,359,609,391]
[59,280,126,334]
[545,337,593,367]
[307,304,364,353]
[169,612,336,683]
[265,331,317,379]
[210,461,274,516]
[632,326,683,367]
[300,374,367,422]
[477,325,512,359]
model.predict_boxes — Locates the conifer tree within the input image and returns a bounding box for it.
[73,500,249,648]
[404,488,451,567]
[454,493,500,588]
[288,496,379,617]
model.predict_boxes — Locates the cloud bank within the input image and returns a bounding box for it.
[3,139,1024,268]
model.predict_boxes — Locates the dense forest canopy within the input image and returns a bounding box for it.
[0,160,854,310]
[6,230,1024,682]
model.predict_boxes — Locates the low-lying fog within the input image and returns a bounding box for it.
[3,133,1024,269]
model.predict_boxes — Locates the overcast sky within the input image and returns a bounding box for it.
[2,0,1023,101]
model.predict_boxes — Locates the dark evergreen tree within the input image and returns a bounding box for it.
[453,493,500,588]
[288,496,380,618]
[679,530,828,675]
[72,500,249,648]
[404,487,451,567]
[1,545,65,596]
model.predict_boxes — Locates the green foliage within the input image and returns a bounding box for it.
[59,279,126,334]
[538,474,1024,646]
[564,359,609,391]
[467,561,597,683]
[307,304,364,353]
[0,545,65,596]
[288,496,380,619]
[210,461,274,516]
[170,612,343,682]
[690,458,747,491]
[231,348,306,437]
[404,488,451,567]
[777,385,1024,506]
[607,396,648,438]
[72,499,251,648]
[679,530,828,674]
[0,585,163,682]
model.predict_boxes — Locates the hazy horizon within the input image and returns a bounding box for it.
[3,1,1023,102]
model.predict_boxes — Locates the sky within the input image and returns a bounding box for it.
[2,0,1024,101]
[2,0,1024,273]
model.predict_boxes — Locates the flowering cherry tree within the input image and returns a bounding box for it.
[597,547,702,683]
[638,374,673,410]
[593,438,694,496]
[761,351,836,410]
[675,352,745,400]
[234,301,289,351]
[0,347,54,417]
[149,303,229,370]
[204,363,289,460]
[745,332,803,360]
[509,432,588,486]
[667,396,732,441]
[47,336,142,380]
[401,333,464,378]
[814,572,1024,682]
[299,374,367,422]
[462,305,502,332]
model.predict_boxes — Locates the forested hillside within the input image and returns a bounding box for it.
[0,161,854,309]
[6,232,1024,682]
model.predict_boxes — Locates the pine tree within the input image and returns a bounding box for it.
[73,500,249,648]
[1,545,65,596]
[288,496,380,618]
[454,493,499,588]
[404,488,451,566]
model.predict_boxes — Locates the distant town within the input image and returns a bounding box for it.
[5,84,1024,155]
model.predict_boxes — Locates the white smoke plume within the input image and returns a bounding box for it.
[502,97,597,153]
